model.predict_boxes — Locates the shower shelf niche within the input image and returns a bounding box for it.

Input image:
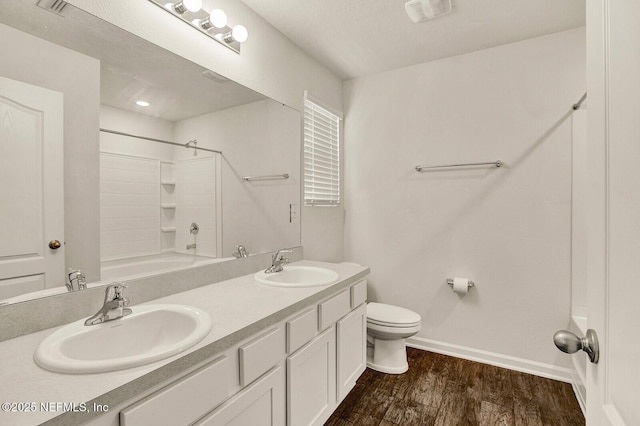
[161,162,176,252]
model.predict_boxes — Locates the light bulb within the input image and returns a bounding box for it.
[231,25,248,43]
[182,0,202,12]
[171,0,201,14]
[199,9,227,31]
[209,9,227,28]
[136,101,150,107]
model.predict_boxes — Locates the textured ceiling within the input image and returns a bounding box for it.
[240,0,586,80]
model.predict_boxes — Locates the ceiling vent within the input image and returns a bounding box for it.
[405,0,452,23]
[36,0,69,16]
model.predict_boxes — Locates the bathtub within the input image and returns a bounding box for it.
[100,253,232,282]
[1,254,233,305]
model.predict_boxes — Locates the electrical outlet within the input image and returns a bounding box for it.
[290,203,299,224]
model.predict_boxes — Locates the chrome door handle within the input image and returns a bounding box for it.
[553,329,599,364]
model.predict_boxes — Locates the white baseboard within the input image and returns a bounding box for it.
[406,336,573,383]
[571,380,587,416]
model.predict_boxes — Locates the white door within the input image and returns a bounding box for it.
[585,1,640,424]
[0,76,64,299]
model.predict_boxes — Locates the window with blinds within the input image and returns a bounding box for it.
[303,97,341,206]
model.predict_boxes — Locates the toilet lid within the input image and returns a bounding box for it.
[367,302,421,327]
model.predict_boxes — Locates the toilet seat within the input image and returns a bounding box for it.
[367,302,421,328]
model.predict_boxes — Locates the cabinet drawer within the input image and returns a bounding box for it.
[239,327,285,387]
[350,279,367,308]
[318,290,350,331]
[120,356,228,426]
[286,307,317,354]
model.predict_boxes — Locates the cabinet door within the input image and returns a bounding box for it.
[196,366,285,426]
[336,303,367,401]
[287,326,336,426]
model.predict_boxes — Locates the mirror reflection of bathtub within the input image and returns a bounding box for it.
[100,253,233,282]
[1,254,233,305]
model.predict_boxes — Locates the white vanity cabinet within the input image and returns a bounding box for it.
[118,278,368,426]
[120,327,286,426]
[286,279,368,426]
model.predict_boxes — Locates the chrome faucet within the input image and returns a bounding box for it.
[265,249,292,274]
[66,269,86,292]
[186,243,197,250]
[84,283,132,326]
[233,245,248,258]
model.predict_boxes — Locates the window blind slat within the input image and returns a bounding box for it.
[304,154,338,166]
[304,98,340,206]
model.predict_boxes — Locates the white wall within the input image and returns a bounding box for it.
[343,28,585,373]
[174,100,300,257]
[100,105,175,161]
[0,23,101,282]
[68,0,346,262]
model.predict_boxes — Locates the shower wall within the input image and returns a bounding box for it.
[343,28,586,375]
[99,106,220,261]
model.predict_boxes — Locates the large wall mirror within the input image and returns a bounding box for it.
[0,0,301,305]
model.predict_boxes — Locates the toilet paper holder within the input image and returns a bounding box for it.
[446,278,475,290]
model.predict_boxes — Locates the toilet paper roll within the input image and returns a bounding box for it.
[453,277,469,294]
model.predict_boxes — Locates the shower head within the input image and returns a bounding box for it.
[185,140,198,148]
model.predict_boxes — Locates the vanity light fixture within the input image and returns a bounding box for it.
[150,0,248,54]
[165,0,202,15]
[224,25,249,44]
[196,9,227,31]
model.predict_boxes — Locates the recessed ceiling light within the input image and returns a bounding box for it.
[136,101,150,107]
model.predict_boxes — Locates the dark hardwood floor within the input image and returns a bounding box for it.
[326,348,585,426]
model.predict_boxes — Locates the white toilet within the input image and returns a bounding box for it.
[366,302,422,374]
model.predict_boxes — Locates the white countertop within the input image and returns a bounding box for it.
[0,260,368,426]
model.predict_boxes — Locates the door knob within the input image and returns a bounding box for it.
[553,329,599,364]
[48,240,62,250]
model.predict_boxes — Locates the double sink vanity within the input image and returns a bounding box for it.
[0,258,369,426]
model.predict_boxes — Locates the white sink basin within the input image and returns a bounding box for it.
[254,266,339,287]
[34,304,212,374]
